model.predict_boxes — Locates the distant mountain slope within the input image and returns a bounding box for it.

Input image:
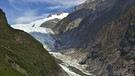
[53,0,135,50]
[0,8,67,76]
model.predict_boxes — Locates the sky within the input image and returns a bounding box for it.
[0,0,86,25]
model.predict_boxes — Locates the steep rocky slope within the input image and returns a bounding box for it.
[40,18,61,29]
[53,0,135,50]
[80,6,135,76]
[0,8,67,76]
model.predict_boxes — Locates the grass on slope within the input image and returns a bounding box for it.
[0,10,60,76]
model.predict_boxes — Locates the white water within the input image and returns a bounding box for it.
[60,63,81,76]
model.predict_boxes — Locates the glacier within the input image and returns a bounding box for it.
[11,13,68,51]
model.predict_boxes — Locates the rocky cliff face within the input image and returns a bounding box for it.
[80,6,135,76]
[0,8,67,76]
[40,18,61,28]
[53,0,135,50]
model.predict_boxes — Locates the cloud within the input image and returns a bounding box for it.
[8,0,87,10]
[9,0,86,4]
[47,5,63,10]
[8,0,87,24]
[8,0,22,11]
[14,9,49,24]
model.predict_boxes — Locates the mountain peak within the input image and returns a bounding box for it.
[0,8,2,11]
[47,12,65,18]
[85,0,95,3]
[0,8,7,24]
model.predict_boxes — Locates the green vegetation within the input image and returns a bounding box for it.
[0,9,60,76]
